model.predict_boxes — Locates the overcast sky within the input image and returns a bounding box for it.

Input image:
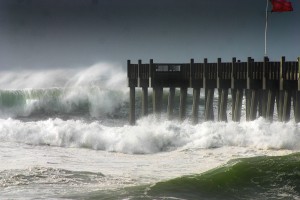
[0,0,299,70]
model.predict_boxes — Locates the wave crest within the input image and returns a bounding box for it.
[0,117,300,154]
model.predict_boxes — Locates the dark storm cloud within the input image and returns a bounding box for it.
[0,0,299,70]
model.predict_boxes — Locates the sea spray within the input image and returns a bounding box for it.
[0,87,127,118]
[0,63,126,90]
[0,63,128,118]
[0,117,300,154]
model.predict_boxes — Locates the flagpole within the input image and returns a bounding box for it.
[265,0,269,56]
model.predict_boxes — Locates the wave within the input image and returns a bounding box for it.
[0,87,127,119]
[146,153,300,199]
[0,63,126,90]
[0,63,128,119]
[66,153,300,200]
[0,117,300,154]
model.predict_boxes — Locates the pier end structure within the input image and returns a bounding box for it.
[127,57,300,125]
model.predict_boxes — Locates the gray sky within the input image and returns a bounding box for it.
[0,0,299,70]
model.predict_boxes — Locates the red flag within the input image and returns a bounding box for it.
[271,0,293,12]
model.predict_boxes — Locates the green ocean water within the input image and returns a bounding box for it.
[71,153,300,200]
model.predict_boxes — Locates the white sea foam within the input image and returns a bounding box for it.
[0,63,128,118]
[0,117,299,154]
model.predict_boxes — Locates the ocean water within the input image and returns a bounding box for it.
[1,63,300,200]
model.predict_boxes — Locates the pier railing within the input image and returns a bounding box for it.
[127,57,300,125]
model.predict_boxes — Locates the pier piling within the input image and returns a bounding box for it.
[192,88,200,124]
[129,86,135,125]
[167,87,175,120]
[179,87,187,121]
[153,87,163,118]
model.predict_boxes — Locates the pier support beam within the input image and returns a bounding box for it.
[205,89,214,121]
[167,87,175,120]
[277,90,292,122]
[249,90,259,120]
[258,90,265,117]
[231,89,237,120]
[218,89,228,121]
[294,91,300,123]
[282,90,292,122]
[246,90,251,121]
[179,87,187,121]
[129,87,136,125]
[232,89,243,122]
[192,88,200,124]
[265,89,276,121]
[141,87,148,116]
[153,87,163,118]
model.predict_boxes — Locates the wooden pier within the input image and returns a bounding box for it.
[127,57,300,125]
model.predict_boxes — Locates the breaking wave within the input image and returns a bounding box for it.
[0,117,300,154]
[0,63,128,119]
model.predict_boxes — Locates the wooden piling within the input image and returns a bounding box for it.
[218,89,228,121]
[142,87,148,116]
[294,91,300,123]
[179,87,187,121]
[246,57,261,121]
[129,86,135,125]
[279,56,293,122]
[204,58,216,121]
[249,90,259,120]
[261,57,268,118]
[231,57,247,122]
[277,91,284,121]
[258,89,265,117]
[217,58,229,121]
[205,88,214,121]
[282,90,292,122]
[265,89,276,121]
[231,89,237,119]
[167,87,175,120]
[192,88,200,124]
[233,89,243,122]
[153,87,163,117]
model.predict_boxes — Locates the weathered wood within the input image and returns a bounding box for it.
[218,89,228,121]
[282,90,292,122]
[153,87,163,117]
[141,87,148,116]
[205,89,214,121]
[128,57,299,124]
[179,87,187,121]
[232,89,243,122]
[129,86,135,125]
[192,88,200,124]
[249,90,259,120]
[277,91,284,121]
[231,89,237,120]
[167,87,175,120]
[265,89,276,121]
[279,56,296,122]
[246,89,251,121]
[258,89,266,117]
[294,91,300,123]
